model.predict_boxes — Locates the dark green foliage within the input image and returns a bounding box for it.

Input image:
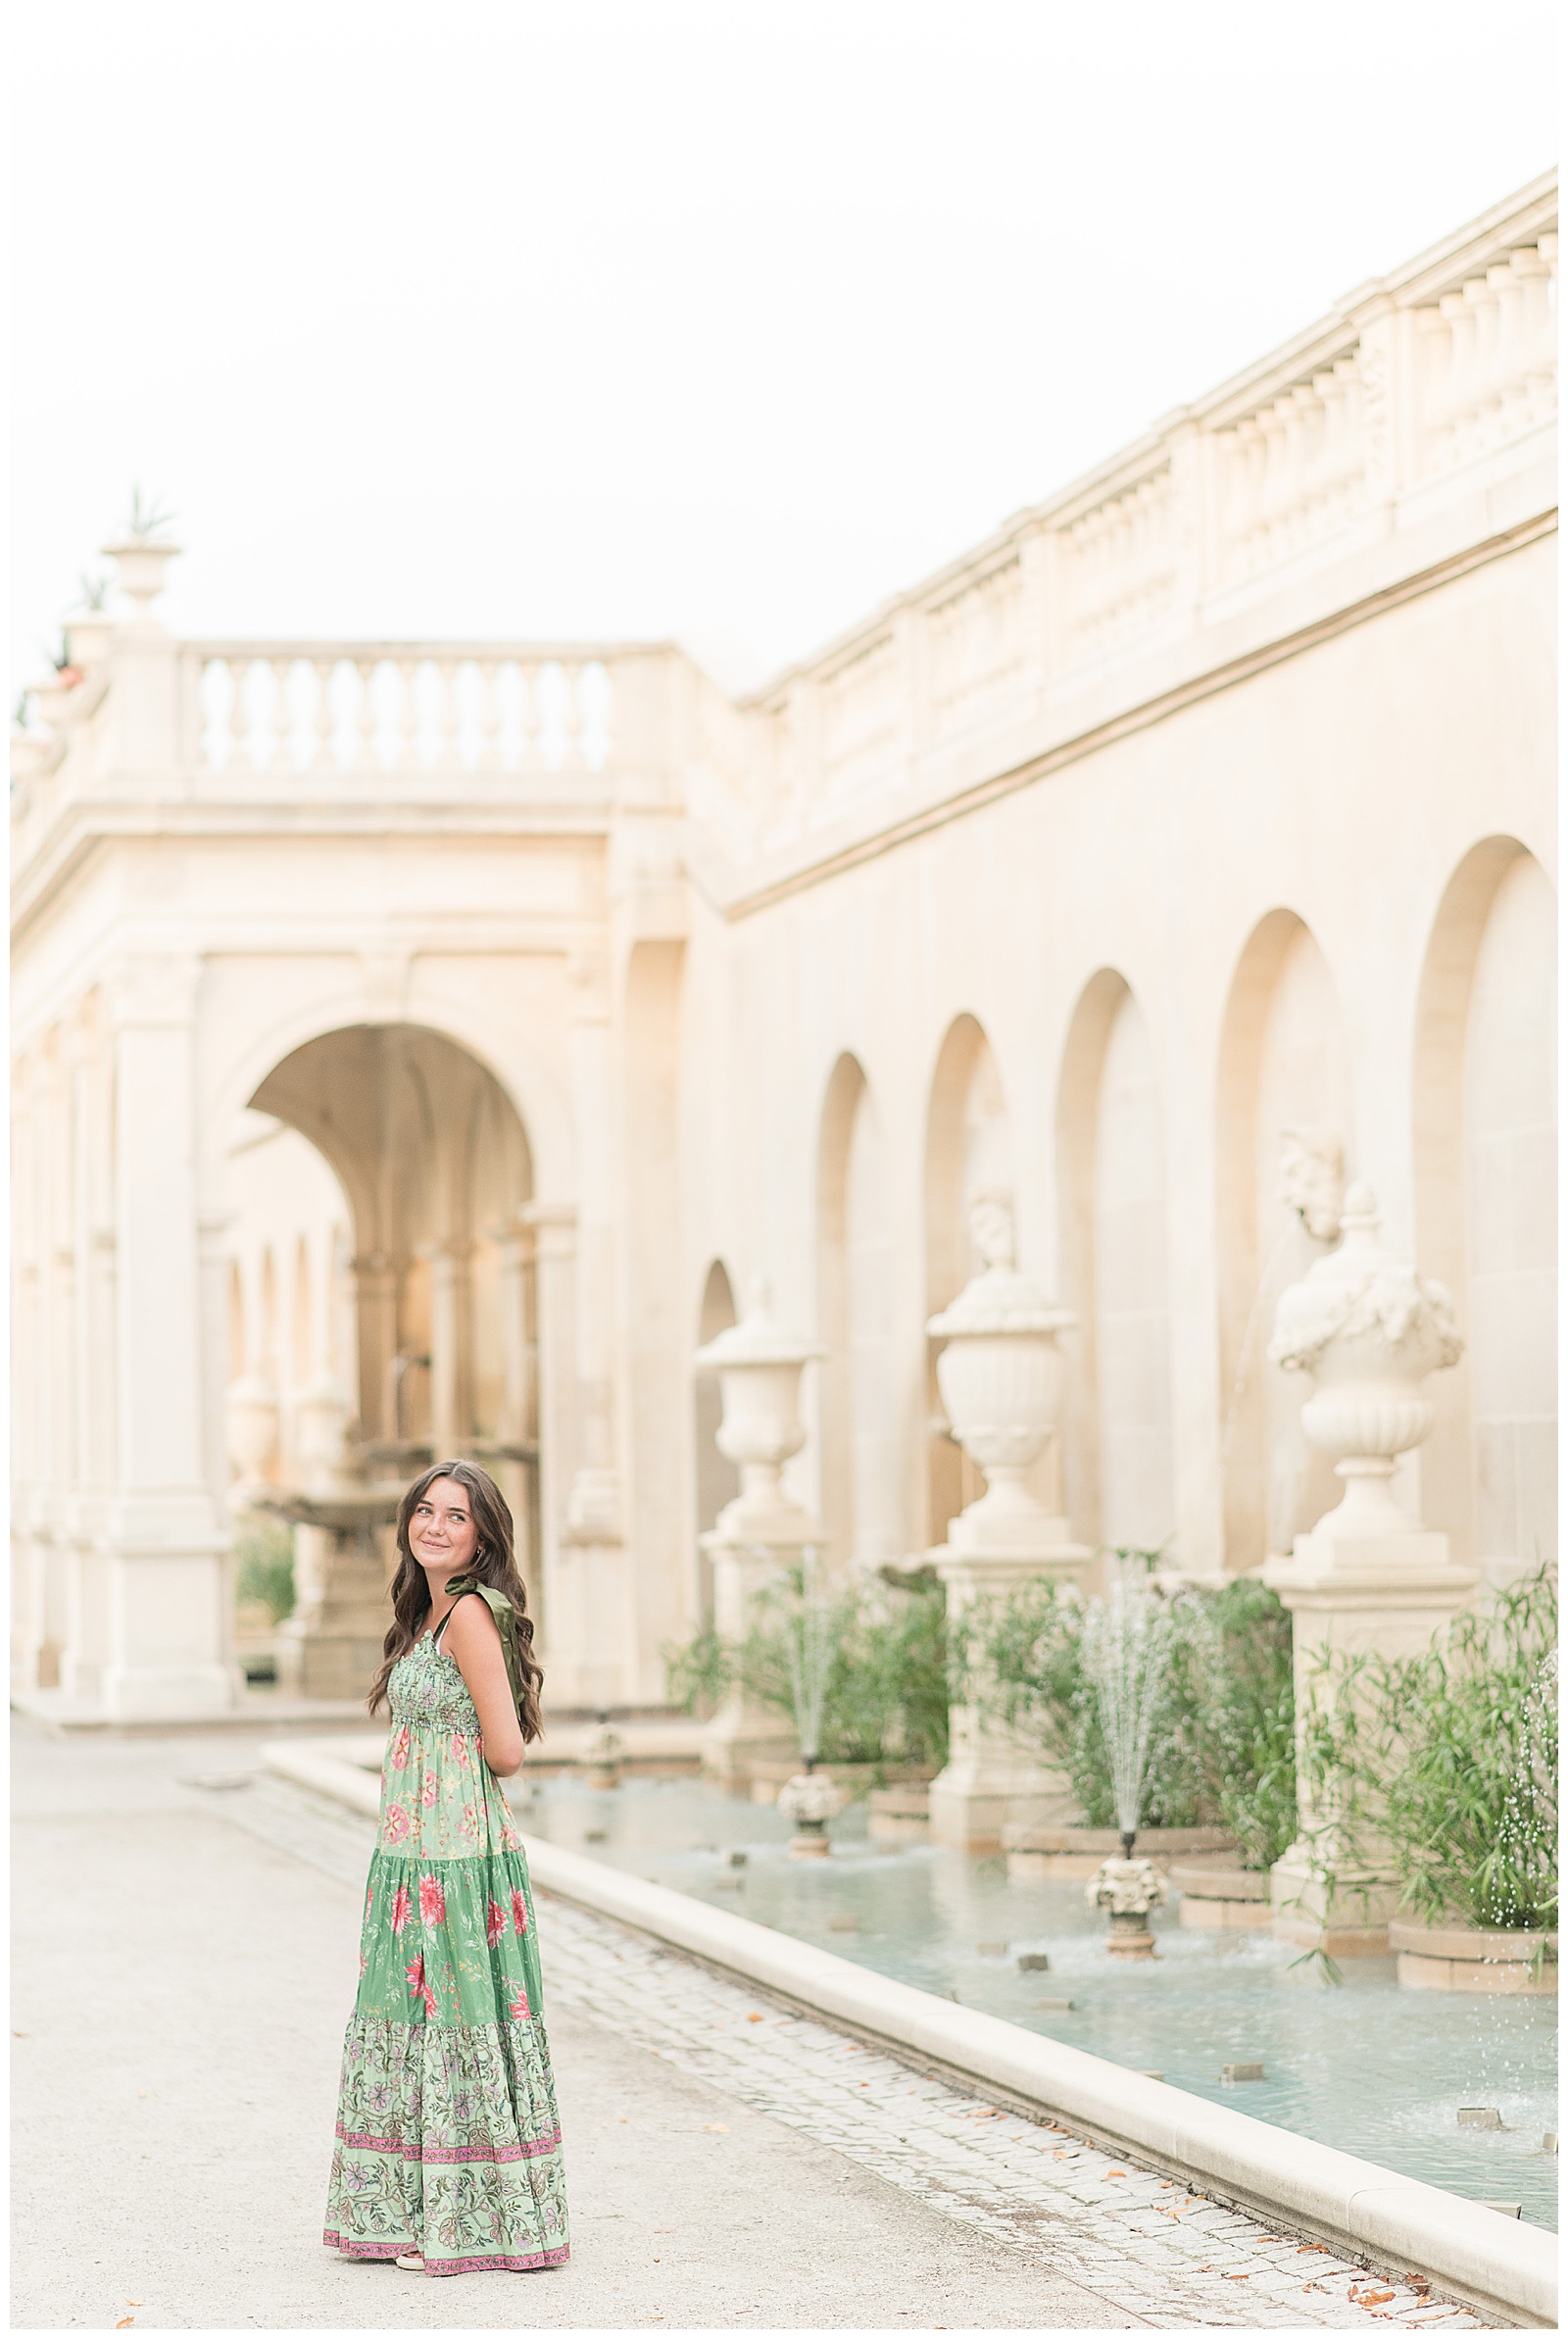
[662,1569,949,1774]
[234,1518,296,1622]
[1301,1567,1557,1929]
[1189,1577,1298,1869]
[968,1567,1297,1863]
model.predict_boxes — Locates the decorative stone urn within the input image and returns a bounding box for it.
[226,1374,280,1505]
[1267,1182,1464,1544]
[103,536,180,620]
[1086,1856,1168,1958]
[1263,1183,1476,1957]
[263,1380,406,1702]
[693,1278,823,1788]
[928,1192,1078,1553]
[777,1768,845,1858]
[925,1195,1090,1852]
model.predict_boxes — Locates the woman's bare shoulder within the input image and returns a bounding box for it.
[443,1592,504,1654]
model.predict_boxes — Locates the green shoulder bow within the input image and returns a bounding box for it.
[444,1576,532,1736]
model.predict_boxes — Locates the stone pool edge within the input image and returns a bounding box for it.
[264,1736,1556,2329]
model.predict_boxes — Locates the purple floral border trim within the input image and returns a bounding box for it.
[336,2119,563,2165]
[324,2231,569,2276]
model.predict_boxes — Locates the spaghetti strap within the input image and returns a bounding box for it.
[432,1600,463,1654]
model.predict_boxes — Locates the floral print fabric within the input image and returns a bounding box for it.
[323,1631,569,2274]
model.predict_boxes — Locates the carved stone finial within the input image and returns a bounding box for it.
[1278,1125,1344,1243]
[967,1188,1015,1272]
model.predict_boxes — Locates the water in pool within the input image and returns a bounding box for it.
[514,1771,1559,2231]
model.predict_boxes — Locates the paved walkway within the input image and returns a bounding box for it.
[11,1719,1489,2331]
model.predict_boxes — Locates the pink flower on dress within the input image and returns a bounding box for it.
[459,1801,481,1844]
[502,1822,520,1853]
[509,1986,531,2018]
[486,1898,507,1947]
[405,1951,425,1996]
[389,1884,413,1935]
[422,1986,438,2020]
[420,1772,439,1809]
[418,1874,446,1926]
[390,1725,411,1771]
[383,1804,410,1846]
[451,1732,471,1767]
[365,1882,374,1916]
[512,1889,529,1938]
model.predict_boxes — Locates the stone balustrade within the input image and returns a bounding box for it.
[12,180,1555,876]
[181,642,624,778]
[750,185,1555,825]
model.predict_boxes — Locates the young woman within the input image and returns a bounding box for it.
[323,1459,569,2276]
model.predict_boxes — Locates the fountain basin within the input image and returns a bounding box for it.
[1391,1920,1558,1996]
[1172,1860,1273,1931]
[1004,1822,1233,1878]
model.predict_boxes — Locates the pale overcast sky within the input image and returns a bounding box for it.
[10,1,1558,697]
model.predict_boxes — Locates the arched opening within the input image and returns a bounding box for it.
[693,1259,739,1623]
[1413,838,1556,1581]
[242,1021,539,1590]
[923,1014,1012,1548]
[1214,914,1352,1570]
[1056,970,1174,1560]
[816,1054,898,1570]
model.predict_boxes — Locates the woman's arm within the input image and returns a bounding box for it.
[442,1596,526,1777]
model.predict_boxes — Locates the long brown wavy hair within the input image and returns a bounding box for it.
[368,1458,544,1739]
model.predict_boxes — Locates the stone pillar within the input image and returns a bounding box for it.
[352,1252,400,1442]
[524,1201,577,1691]
[427,1236,474,1456]
[271,1378,396,1701]
[100,956,235,1718]
[926,1196,1091,1852]
[695,1280,823,1789]
[545,950,635,1708]
[1263,1184,1474,1954]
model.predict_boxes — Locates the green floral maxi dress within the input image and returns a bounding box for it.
[323,1623,569,2273]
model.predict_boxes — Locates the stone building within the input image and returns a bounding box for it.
[12,176,1556,1804]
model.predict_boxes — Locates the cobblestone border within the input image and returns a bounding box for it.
[264,1737,1556,2328]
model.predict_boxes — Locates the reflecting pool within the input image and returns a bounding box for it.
[514,1771,1560,2230]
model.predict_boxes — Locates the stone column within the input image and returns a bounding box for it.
[426,1236,474,1457]
[546,949,635,1708]
[352,1252,400,1442]
[1263,1184,1474,1954]
[100,956,235,1718]
[695,1280,824,1790]
[271,1379,396,1701]
[524,1201,577,1689]
[926,1196,1091,1852]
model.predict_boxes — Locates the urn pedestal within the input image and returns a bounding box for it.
[923,1200,1091,1852]
[1262,1186,1474,1954]
[264,1381,403,1702]
[694,1282,821,1790]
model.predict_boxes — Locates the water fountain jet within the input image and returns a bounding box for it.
[1082,1565,1177,1957]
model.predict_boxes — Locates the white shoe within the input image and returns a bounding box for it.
[395,2251,426,2271]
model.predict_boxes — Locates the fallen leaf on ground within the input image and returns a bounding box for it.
[116,2322,133,2330]
[12,2031,24,2038]
[1102,2167,1127,2179]
[1357,2293,1396,2308]
[137,2090,148,2099]
[746,2012,763,2022]
[703,2122,729,2133]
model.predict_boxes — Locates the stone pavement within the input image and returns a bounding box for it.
[11,1718,1493,2331]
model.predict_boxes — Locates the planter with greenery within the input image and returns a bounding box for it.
[233,1518,296,1681]
[663,1565,949,1786]
[967,1561,1297,1869]
[1299,1566,1557,1985]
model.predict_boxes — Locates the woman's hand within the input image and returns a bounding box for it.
[442,1596,526,1777]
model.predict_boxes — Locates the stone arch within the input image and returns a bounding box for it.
[247,1024,535,1481]
[1413,837,1556,1579]
[816,1053,898,1570]
[1214,911,1353,1570]
[923,1014,1013,1547]
[693,1259,740,1623]
[1056,970,1174,1559]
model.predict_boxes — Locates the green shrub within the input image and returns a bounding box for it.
[968,1566,1296,1862]
[662,1568,949,1774]
[1300,1567,1557,1930]
[234,1518,296,1622]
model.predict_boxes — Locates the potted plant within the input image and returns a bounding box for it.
[102,486,180,617]
[1300,1567,1557,1991]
